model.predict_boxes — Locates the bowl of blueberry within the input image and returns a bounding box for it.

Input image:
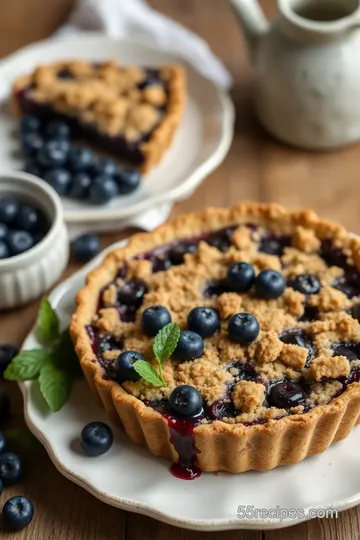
[21,116,141,207]
[0,171,69,309]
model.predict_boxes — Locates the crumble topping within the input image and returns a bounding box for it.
[232,381,266,412]
[88,221,360,424]
[309,355,350,380]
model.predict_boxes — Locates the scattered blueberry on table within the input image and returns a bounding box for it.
[20,115,142,204]
[2,496,34,530]
[0,197,49,260]
[80,421,114,457]
[0,452,23,486]
[72,234,101,263]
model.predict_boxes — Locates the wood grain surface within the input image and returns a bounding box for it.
[0,0,357,538]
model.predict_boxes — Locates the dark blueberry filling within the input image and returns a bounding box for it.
[331,342,360,362]
[299,305,319,322]
[268,380,307,409]
[320,239,360,298]
[280,328,314,366]
[258,233,291,256]
[203,280,230,298]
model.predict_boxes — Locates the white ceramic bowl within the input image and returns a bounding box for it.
[0,171,69,309]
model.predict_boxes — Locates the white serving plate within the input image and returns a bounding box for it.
[0,34,234,225]
[18,240,360,531]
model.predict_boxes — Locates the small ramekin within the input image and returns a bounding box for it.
[0,171,69,309]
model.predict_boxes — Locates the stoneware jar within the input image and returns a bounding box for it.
[230,0,360,150]
[0,172,69,309]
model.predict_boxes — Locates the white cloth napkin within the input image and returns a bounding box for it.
[57,0,232,89]
[58,0,232,235]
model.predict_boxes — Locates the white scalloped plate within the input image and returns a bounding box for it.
[18,241,360,531]
[0,34,234,225]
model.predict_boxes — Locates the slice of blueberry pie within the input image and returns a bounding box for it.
[11,60,186,172]
[70,203,360,474]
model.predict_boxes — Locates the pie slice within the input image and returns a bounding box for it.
[11,60,186,173]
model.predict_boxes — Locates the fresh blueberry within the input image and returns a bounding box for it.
[0,431,7,453]
[117,279,147,305]
[0,344,18,376]
[269,381,305,408]
[43,168,71,195]
[0,452,23,485]
[255,269,286,300]
[169,242,197,265]
[0,392,11,425]
[227,262,255,293]
[69,173,92,199]
[169,385,203,417]
[187,307,220,338]
[174,331,204,361]
[290,273,321,295]
[68,146,94,172]
[21,132,44,155]
[2,496,34,531]
[115,350,143,382]
[116,168,141,195]
[228,313,260,343]
[92,157,118,177]
[0,198,20,223]
[81,421,114,457]
[24,160,42,177]
[89,175,119,205]
[20,115,41,134]
[8,231,34,256]
[0,223,8,241]
[0,241,10,259]
[72,234,100,263]
[16,205,40,232]
[37,139,69,167]
[142,306,172,336]
[45,120,71,139]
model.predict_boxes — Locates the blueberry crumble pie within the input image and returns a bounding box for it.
[70,203,360,474]
[11,60,186,172]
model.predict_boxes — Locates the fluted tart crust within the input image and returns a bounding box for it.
[70,203,360,473]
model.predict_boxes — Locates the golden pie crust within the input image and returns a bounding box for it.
[11,60,186,173]
[70,203,360,473]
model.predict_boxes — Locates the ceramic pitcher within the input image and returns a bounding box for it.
[230,0,360,150]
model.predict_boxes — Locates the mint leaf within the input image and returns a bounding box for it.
[133,360,164,387]
[37,297,60,343]
[52,328,83,378]
[39,364,71,412]
[153,323,180,364]
[4,349,51,381]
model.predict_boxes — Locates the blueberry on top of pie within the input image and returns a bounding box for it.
[12,60,186,172]
[70,203,360,474]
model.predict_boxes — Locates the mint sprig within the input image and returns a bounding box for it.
[4,349,51,380]
[4,297,81,412]
[37,297,60,343]
[133,323,180,387]
[39,364,71,412]
[133,360,164,387]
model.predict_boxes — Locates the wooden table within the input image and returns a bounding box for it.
[0,0,358,538]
